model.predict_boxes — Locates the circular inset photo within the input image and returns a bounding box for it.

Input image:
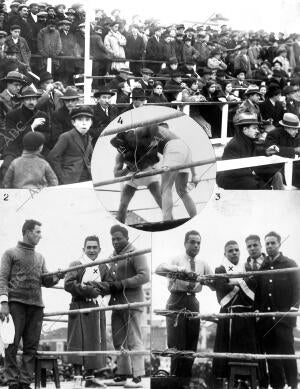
[91,106,216,231]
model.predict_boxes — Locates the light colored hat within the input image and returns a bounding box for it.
[279,113,300,129]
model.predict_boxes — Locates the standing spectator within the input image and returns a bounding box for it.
[5,24,31,66]
[90,23,110,87]
[207,48,227,71]
[255,231,300,389]
[47,106,94,184]
[57,19,77,85]
[194,31,210,68]
[37,20,62,72]
[182,36,199,65]
[91,88,118,147]
[273,47,290,74]
[174,32,184,64]
[234,44,252,78]
[145,26,164,74]
[27,2,39,53]
[104,21,127,73]
[248,37,261,70]
[8,5,33,51]
[125,25,145,76]
[160,31,176,62]
[0,219,62,389]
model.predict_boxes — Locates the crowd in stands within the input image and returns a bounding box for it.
[0,0,300,189]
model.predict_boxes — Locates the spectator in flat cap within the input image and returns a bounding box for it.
[0,71,26,113]
[54,4,66,22]
[138,68,154,96]
[164,71,185,101]
[182,35,199,65]
[8,5,34,51]
[233,44,252,78]
[37,20,62,72]
[48,106,93,184]
[91,88,118,146]
[273,47,290,74]
[145,26,164,74]
[90,24,110,87]
[125,25,145,76]
[3,131,58,188]
[5,24,31,66]
[116,81,131,106]
[104,20,127,73]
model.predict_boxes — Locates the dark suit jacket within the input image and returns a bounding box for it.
[47,128,92,184]
[90,103,118,145]
[260,99,284,127]
[265,127,300,158]
[51,105,73,149]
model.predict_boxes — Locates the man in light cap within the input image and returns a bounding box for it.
[48,106,94,184]
[265,112,300,187]
[5,24,31,66]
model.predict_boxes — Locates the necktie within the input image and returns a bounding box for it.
[252,258,258,271]
[105,108,108,117]
[188,258,196,291]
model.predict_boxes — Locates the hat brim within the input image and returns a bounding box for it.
[71,113,93,119]
[1,77,26,83]
[18,93,42,99]
[279,120,300,128]
[244,91,263,96]
[60,95,80,100]
[236,120,260,126]
[94,91,115,98]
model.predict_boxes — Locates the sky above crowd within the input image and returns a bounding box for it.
[80,0,299,34]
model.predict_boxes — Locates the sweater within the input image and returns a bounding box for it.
[3,151,58,189]
[0,242,58,307]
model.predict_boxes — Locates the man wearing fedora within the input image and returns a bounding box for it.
[260,83,285,127]
[265,112,300,187]
[0,86,50,184]
[51,86,81,148]
[217,112,277,189]
[91,88,118,147]
[47,106,93,184]
[235,84,262,120]
[106,67,133,91]
[122,87,147,112]
[138,68,154,97]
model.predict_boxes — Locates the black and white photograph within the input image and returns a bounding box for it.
[91,105,216,231]
[152,191,300,389]
[0,189,151,389]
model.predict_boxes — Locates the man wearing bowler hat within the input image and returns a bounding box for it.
[47,106,94,184]
[0,86,50,184]
[91,88,118,147]
[122,87,147,112]
[265,112,300,187]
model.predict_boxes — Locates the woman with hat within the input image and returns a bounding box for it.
[260,83,285,128]
[47,106,94,185]
[265,112,300,187]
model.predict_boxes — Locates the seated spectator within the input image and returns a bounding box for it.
[270,61,289,88]
[159,56,179,77]
[260,83,285,128]
[106,67,133,91]
[51,86,81,148]
[254,61,273,83]
[259,84,267,101]
[265,113,300,187]
[219,81,241,102]
[182,77,206,102]
[180,60,199,78]
[138,67,154,96]
[122,87,148,111]
[116,81,131,104]
[47,106,94,185]
[3,131,58,189]
[216,113,273,189]
[148,81,168,104]
[273,47,290,74]
[164,71,185,101]
[207,48,227,70]
[202,81,219,101]
[283,85,300,117]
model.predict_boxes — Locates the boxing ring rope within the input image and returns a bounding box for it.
[155,266,300,282]
[44,302,151,317]
[99,111,186,137]
[42,248,151,277]
[151,350,300,360]
[37,350,149,357]
[93,159,216,188]
[154,309,300,320]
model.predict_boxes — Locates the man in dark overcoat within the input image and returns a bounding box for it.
[64,235,111,387]
[255,231,300,389]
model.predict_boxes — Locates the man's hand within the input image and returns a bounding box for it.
[294,147,300,155]
[0,302,9,322]
[31,118,46,130]
[82,285,99,299]
[110,281,123,294]
[265,145,279,156]
[191,174,201,186]
[97,282,111,296]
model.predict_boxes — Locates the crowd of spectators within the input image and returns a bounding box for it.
[0,0,300,189]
